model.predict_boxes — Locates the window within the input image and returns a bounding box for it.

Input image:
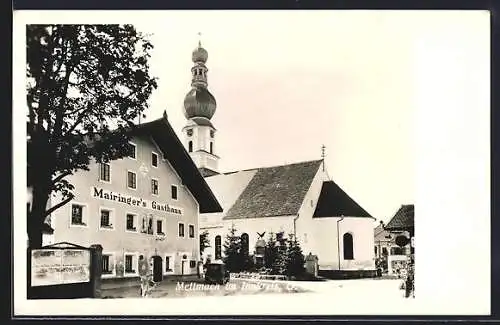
[210,130,214,138]
[375,247,378,255]
[382,247,388,256]
[343,233,354,260]
[215,235,222,259]
[189,224,195,238]
[171,185,178,200]
[128,142,136,159]
[178,223,185,237]
[157,219,163,235]
[140,216,149,234]
[390,247,404,255]
[187,129,193,137]
[126,214,136,231]
[241,233,249,255]
[151,152,158,167]
[124,255,135,273]
[148,217,154,235]
[188,141,193,152]
[99,163,110,182]
[165,256,171,272]
[151,179,159,195]
[190,260,196,268]
[210,142,213,154]
[100,209,112,228]
[102,255,112,274]
[71,204,85,225]
[127,171,137,189]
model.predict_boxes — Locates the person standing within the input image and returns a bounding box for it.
[138,255,150,297]
[197,259,204,279]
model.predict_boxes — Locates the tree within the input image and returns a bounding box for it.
[222,224,242,272]
[27,25,157,248]
[199,230,210,257]
[273,234,288,276]
[284,234,306,279]
[264,231,278,272]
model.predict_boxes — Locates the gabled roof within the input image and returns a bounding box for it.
[385,204,414,230]
[122,113,223,214]
[223,160,323,220]
[313,181,375,219]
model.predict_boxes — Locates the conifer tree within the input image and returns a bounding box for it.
[274,232,288,275]
[222,224,242,272]
[264,231,278,272]
[285,233,306,279]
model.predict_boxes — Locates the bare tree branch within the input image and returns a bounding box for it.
[51,170,72,185]
[43,193,74,217]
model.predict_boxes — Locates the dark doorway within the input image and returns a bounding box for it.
[152,255,163,282]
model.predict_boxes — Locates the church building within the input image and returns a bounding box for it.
[181,40,378,277]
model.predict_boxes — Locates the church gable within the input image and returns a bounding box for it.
[223,160,323,220]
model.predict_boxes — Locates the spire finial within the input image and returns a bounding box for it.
[197,32,202,47]
[321,144,326,171]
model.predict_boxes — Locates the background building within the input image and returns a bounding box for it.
[383,204,415,276]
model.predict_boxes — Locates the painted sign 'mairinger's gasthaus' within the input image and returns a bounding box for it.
[44,114,222,279]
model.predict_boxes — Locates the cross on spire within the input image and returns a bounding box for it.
[321,144,326,171]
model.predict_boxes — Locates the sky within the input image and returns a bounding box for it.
[130,11,424,223]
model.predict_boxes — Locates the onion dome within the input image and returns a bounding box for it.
[192,43,208,63]
[183,87,217,120]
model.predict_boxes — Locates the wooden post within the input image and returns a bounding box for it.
[89,244,103,298]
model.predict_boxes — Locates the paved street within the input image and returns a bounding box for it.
[66,278,422,316]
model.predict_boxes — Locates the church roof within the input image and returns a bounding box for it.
[313,181,375,219]
[223,160,323,220]
[385,204,414,231]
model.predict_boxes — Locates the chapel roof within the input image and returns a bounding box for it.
[313,180,375,219]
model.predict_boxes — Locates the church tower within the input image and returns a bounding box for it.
[182,38,219,177]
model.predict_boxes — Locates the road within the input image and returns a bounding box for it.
[101,277,309,299]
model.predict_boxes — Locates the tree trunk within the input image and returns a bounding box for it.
[28,183,50,249]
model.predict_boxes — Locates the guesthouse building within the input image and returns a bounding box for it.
[35,114,222,278]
